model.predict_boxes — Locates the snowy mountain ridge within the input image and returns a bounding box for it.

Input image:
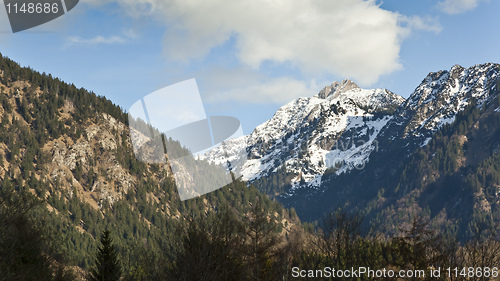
[399,63,500,138]
[203,79,405,190]
[203,63,500,197]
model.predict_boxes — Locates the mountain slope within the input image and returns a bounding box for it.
[205,63,500,237]
[0,53,297,274]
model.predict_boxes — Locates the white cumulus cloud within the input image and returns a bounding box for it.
[80,0,443,105]
[82,0,440,86]
[160,0,405,85]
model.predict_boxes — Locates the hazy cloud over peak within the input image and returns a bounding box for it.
[436,0,487,15]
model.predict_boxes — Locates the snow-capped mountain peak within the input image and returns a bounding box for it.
[203,81,405,190]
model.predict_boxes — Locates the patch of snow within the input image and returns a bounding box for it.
[421,137,432,147]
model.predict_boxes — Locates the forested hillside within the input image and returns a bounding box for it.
[0,53,298,280]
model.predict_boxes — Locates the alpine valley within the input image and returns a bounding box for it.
[205,63,500,237]
[2,50,500,280]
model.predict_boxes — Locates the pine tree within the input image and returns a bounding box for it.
[393,216,444,279]
[245,201,282,280]
[88,230,121,281]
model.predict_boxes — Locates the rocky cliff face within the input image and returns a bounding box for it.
[316,79,360,99]
[47,112,138,209]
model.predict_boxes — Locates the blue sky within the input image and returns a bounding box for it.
[0,0,498,134]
